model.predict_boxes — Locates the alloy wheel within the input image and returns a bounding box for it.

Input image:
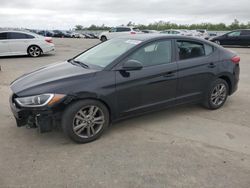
[72,105,105,138]
[29,46,41,57]
[210,83,227,106]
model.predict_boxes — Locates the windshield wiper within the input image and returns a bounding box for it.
[69,59,89,69]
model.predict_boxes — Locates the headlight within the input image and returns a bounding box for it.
[15,94,65,107]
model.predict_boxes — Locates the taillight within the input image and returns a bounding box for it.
[231,56,240,64]
[130,32,136,34]
[45,38,53,44]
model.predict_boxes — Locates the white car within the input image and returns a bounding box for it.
[196,29,210,39]
[99,27,141,42]
[0,30,55,57]
[160,29,187,36]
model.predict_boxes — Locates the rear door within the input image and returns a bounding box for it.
[7,32,35,55]
[224,31,241,45]
[0,32,11,56]
[176,39,218,103]
[239,30,250,46]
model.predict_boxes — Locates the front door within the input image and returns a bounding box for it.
[115,40,178,117]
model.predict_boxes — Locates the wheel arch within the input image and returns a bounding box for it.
[217,74,233,94]
[65,94,113,122]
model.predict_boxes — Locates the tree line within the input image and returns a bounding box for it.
[75,19,250,31]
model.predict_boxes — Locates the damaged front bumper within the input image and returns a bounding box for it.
[9,94,61,133]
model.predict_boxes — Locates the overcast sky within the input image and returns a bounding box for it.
[0,0,250,29]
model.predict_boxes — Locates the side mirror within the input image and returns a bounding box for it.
[121,60,143,71]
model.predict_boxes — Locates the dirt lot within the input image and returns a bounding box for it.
[0,38,250,188]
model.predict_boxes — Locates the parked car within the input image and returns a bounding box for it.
[70,32,81,38]
[88,33,99,39]
[160,29,186,36]
[196,29,209,39]
[99,26,141,42]
[65,31,81,38]
[38,30,54,37]
[210,29,250,46]
[53,30,71,38]
[0,30,55,57]
[141,30,159,34]
[9,34,240,143]
[83,33,95,39]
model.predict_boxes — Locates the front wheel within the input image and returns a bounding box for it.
[62,100,109,143]
[203,79,229,110]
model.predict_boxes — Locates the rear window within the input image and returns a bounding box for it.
[177,41,205,60]
[8,32,35,39]
[177,41,214,60]
[0,32,8,40]
[116,27,131,32]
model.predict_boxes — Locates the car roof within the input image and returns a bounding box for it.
[118,34,206,42]
[0,30,34,34]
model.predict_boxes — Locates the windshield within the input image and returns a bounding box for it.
[74,38,142,68]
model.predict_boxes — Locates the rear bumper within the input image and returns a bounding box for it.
[230,64,240,95]
[42,44,56,54]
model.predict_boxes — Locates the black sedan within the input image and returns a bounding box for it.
[10,35,240,143]
[210,29,250,46]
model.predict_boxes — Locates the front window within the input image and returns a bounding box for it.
[127,40,172,67]
[228,31,241,37]
[74,38,142,68]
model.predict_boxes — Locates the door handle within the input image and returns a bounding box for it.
[163,71,175,78]
[208,63,216,68]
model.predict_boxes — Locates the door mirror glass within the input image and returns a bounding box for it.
[122,60,143,71]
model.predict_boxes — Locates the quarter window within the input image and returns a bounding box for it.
[177,41,206,60]
[204,44,214,56]
[128,40,172,67]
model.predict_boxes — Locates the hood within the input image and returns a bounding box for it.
[11,61,97,95]
[209,35,223,41]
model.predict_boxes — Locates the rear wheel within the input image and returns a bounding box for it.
[203,79,229,110]
[101,36,107,42]
[62,100,109,143]
[28,46,42,57]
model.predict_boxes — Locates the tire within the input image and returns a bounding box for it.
[100,36,107,42]
[214,40,220,45]
[28,45,42,57]
[203,78,229,110]
[62,100,110,143]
